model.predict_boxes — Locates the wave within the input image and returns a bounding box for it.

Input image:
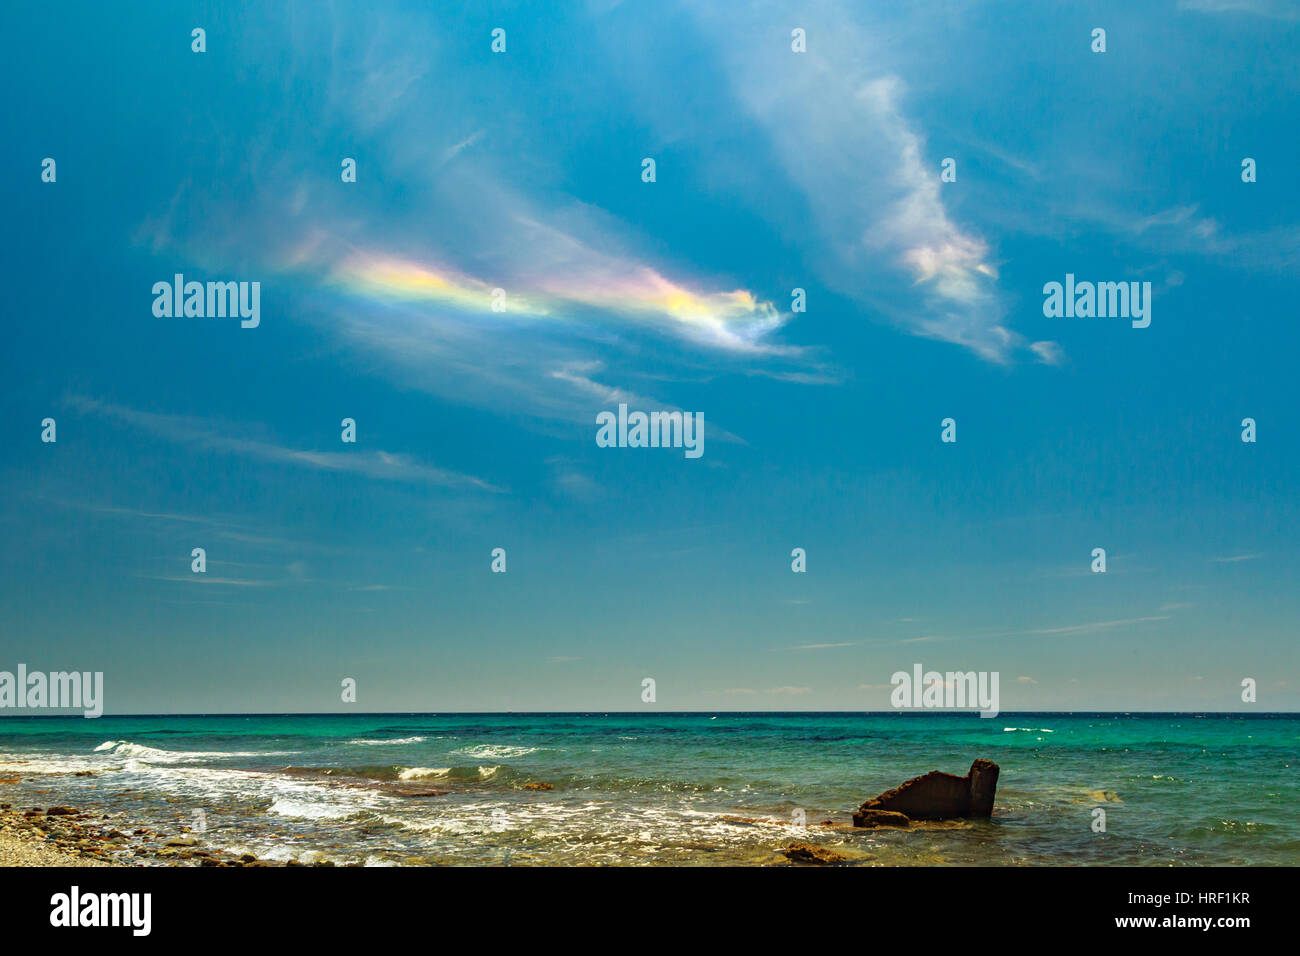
[0,754,100,774]
[93,740,298,763]
[267,797,361,821]
[281,763,513,785]
[398,767,451,781]
[450,744,538,759]
[347,736,427,746]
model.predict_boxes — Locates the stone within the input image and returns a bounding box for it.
[852,809,911,829]
[782,841,847,865]
[853,759,999,826]
[967,758,1000,818]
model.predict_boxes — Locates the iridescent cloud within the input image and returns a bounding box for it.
[325,251,791,356]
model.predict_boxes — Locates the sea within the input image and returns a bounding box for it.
[1,712,1295,866]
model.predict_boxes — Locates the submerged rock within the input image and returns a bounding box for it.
[523,782,554,791]
[852,809,911,829]
[783,841,847,865]
[852,759,999,826]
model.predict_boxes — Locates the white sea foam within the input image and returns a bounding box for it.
[93,740,298,762]
[0,754,100,774]
[267,797,356,820]
[398,767,451,780]
[451,744,537,759]
[347,736,427,746]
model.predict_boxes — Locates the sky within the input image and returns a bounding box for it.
[1,0,1297,714]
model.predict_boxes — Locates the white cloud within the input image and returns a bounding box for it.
[68,396,501,492]
[1027,616,1171,636]
[682,3,1022,362]
[1030,341,1065,366]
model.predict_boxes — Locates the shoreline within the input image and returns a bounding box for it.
[0,805,342,868]
[0,809,110,867]
[0,800,879,868]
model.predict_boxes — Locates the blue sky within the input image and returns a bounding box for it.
[2,0,1297,713]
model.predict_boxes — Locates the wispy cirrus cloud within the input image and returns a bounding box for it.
[1027,616,1171,636]
[66,396,502,492]
[677,1,1022,363]
[325,234,793,358]
[1179,0,1300,19]
[136,42,814,430]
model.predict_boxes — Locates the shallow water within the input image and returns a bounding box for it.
[1,713,1295,866]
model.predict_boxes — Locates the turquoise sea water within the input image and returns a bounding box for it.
[1,713,1296,866]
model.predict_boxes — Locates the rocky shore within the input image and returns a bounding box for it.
[0,757,1003,867]
[0,804,350,868]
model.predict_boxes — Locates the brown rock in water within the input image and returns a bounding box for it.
[853,809,911,829]
[523,782,554,791]
[966,758,1000,817]
[45,806,77,816]
[852,759,999,826]
[783,841,847,865]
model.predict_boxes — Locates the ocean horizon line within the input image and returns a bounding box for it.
[1,710,1296,719]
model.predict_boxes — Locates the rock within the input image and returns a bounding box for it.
[523,782,554,791]
[782,841,847,865]
[967,758,999,818]
[853,809,911,829]
[853,759,1000,826]
[45,806,77,816]
[239,854,258,863]
[164,836,197,847]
